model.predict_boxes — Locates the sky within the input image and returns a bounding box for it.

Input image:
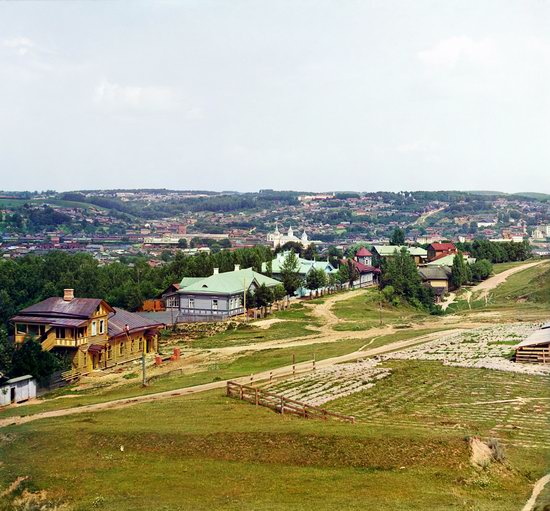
[0,0,549,194]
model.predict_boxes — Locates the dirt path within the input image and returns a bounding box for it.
[521,473,550,511]
[412,207,445,226]
[471,260,547,300]
[0,330,460,429]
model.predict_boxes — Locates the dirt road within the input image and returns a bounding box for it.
[471,260,547,300]
[0,329,459,429]
[521,473,550,511]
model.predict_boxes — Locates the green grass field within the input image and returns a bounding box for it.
[0,387,543,511]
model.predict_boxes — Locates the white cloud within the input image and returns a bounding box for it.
[94,80,183,113]
[3,37,36,56]
[397,140,437,154]
[418,36,497,69]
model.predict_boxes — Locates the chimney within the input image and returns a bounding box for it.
[63,289,74,302]
[234,264,240,271]
[213,268,219,275]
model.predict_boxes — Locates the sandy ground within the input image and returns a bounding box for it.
[521,473,550,511]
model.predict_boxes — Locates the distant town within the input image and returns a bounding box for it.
[1,189,550,263]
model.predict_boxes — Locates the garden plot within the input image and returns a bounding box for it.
[383,323,550,375]
[262,359,391,406]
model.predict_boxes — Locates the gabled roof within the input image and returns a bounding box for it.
[178,268,281,295]
[343,258,379,274]
[418,266,452,281]
[372,245,428,257]
[356,247,372,257]
[108,307,164,338]
[515,328,550,349]
[428,242,457,252]
[12,297,113,325]
[17,297,109,318]
[266,252,337,276]
[426,253,476,266]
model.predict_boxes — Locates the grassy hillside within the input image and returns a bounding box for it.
[0,388,542,511]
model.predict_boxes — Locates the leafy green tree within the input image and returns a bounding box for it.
[451,253,470,289]
[272,284,286,302]
[253,284,274,308]
[390,227,405,245]
[0,326,14,377]
[470,259,493,282]
[10,337,61,385]
[280,251,303,296]
[305,268,327,294]
[177,238,188,249]
[303,244,318,261]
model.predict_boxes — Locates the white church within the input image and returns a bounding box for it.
[267,225,309,248]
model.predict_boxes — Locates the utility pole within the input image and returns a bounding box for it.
[243,277,247,322]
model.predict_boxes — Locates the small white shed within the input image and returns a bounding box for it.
[0,375,37,406]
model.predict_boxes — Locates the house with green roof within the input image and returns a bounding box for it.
[262,251,337,280]
[371,245,428,266]
[177,265,281,319]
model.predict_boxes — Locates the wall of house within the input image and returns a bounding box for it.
[178,293,244,317]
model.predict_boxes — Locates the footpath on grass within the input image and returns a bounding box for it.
[0,329,458,428]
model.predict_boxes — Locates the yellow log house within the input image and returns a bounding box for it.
[11,289,163,375]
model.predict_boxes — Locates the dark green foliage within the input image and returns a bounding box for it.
[470,259,493,282]
[390,227,405,246]
[0,326,14,377]
[380,248,438,312]
[456,240,531,263]
[280,251,303,296]
[451,253,470,289]
[10,337,61,384]
[305,268,327,291]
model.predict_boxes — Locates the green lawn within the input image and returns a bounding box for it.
[0,388,541,511]
[332,289,428,331]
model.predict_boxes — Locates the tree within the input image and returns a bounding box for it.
[336,259,358,287]
[390,227,405,246]
[280,251,303,296]
[178,238,188,249]
[272,284,286,303]
[451,253,469,289]
[470,259,493,282]
[254,284,274,309]
[305,268,327,295]
[10,337,61,385]
[303,244,318,261]
[0,326,14,377]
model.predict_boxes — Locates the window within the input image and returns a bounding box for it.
[107,345,112,360]
[119,341,124,355]
[99,320,105,335]
[55,327,66,339]
[131,339,135,352]
[189,298,195,309]
[212,299,218,310]
[138,338,143,351]
[91,321,97,336]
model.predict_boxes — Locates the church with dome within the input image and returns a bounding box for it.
[267,224,309,248]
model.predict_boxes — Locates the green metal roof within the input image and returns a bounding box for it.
[426,254,476,266]
[264,252,337,275]
[178,268,280,295]
[372,245,427,257]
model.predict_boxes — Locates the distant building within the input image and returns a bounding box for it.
[371,245,428,266]
[265,251,337,280]
[341,247,379,288]
[418,266,452,302]
[426,242,457,262]
[267,225,309,249]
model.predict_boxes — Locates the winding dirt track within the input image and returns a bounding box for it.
[0,328,458,428]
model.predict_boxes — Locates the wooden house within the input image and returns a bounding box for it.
[11,289,163,377]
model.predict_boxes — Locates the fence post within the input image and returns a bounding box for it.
[226,382,230,397]
[255,388,259,406]
[280,396,285,415]
[239,385,244,400]
[313,354,316,372]
[269,371,273,383]
[292,353,296,375]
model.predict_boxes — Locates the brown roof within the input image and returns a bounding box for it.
[17,297,112,320]
[108,307,164,338]
[356,247,372,257]
[10,315,88,328]
[428,242,457,252]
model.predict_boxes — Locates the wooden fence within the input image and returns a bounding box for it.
[226,381,355,424]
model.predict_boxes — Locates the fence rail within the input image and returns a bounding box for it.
[226,381,355,424]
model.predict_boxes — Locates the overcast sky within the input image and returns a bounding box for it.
[0,1,549,193]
